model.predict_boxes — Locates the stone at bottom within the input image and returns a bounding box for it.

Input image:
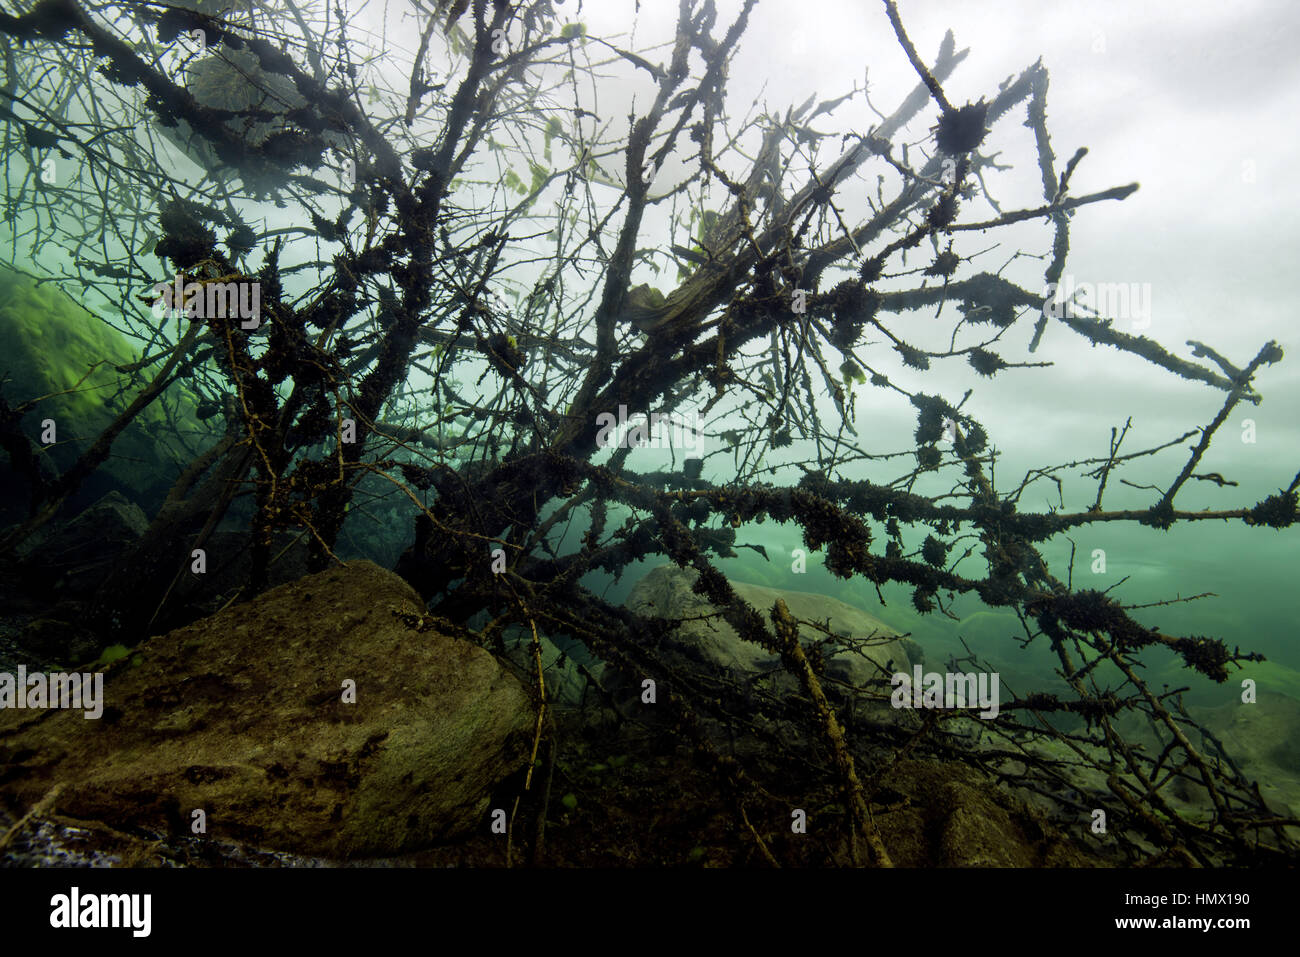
[0,560,534,858]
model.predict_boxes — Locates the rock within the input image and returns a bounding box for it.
[503,632,606,711]
[0,265,208,518]
[21,492,149,599]
[626,564,918,690]
[877,759,1099,866]
[34,489,149,555]
[184,528,312,613]
[157,47,349,193]
[897,634,926,667]
[55,490,149,544]
[0,561,534,858]
[1194,691,1300,823]
[15,617,99,668]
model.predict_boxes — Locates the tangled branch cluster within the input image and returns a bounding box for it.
[0,0,1295,864]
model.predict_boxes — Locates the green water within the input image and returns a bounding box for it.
[2,0,1296,745]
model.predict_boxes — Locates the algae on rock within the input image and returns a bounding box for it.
[0,265,207,514]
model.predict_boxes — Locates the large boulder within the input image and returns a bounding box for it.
[20,491,148,594]
[0,265,208,517]
[626,564,920,690]
[1186,691,1300,823]
[502,632,607,711]
[875,758,1101,866]
[0,561,534,858]
[0,492,150,666]
[157,46,351,194]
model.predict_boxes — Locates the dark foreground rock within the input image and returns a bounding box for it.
[0,561,534,858]
[0,725,1104,868]
[2,491,150,666]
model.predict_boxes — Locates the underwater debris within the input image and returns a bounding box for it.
[934,99,990,156]
[0,0,1291,874]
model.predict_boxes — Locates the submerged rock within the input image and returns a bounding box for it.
[876,758,1100,866]
[21,491,148,597]
[1192,691,1300,824]
[0,265,207,518]
[626,564,920,689]
[157,47,350,194]
[502,632,606,712]
[0,561,534,859]
[13,617,99,670]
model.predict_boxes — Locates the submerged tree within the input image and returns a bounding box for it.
[0,0,1295,866]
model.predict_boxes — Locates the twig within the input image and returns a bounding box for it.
[0,783,64,855]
